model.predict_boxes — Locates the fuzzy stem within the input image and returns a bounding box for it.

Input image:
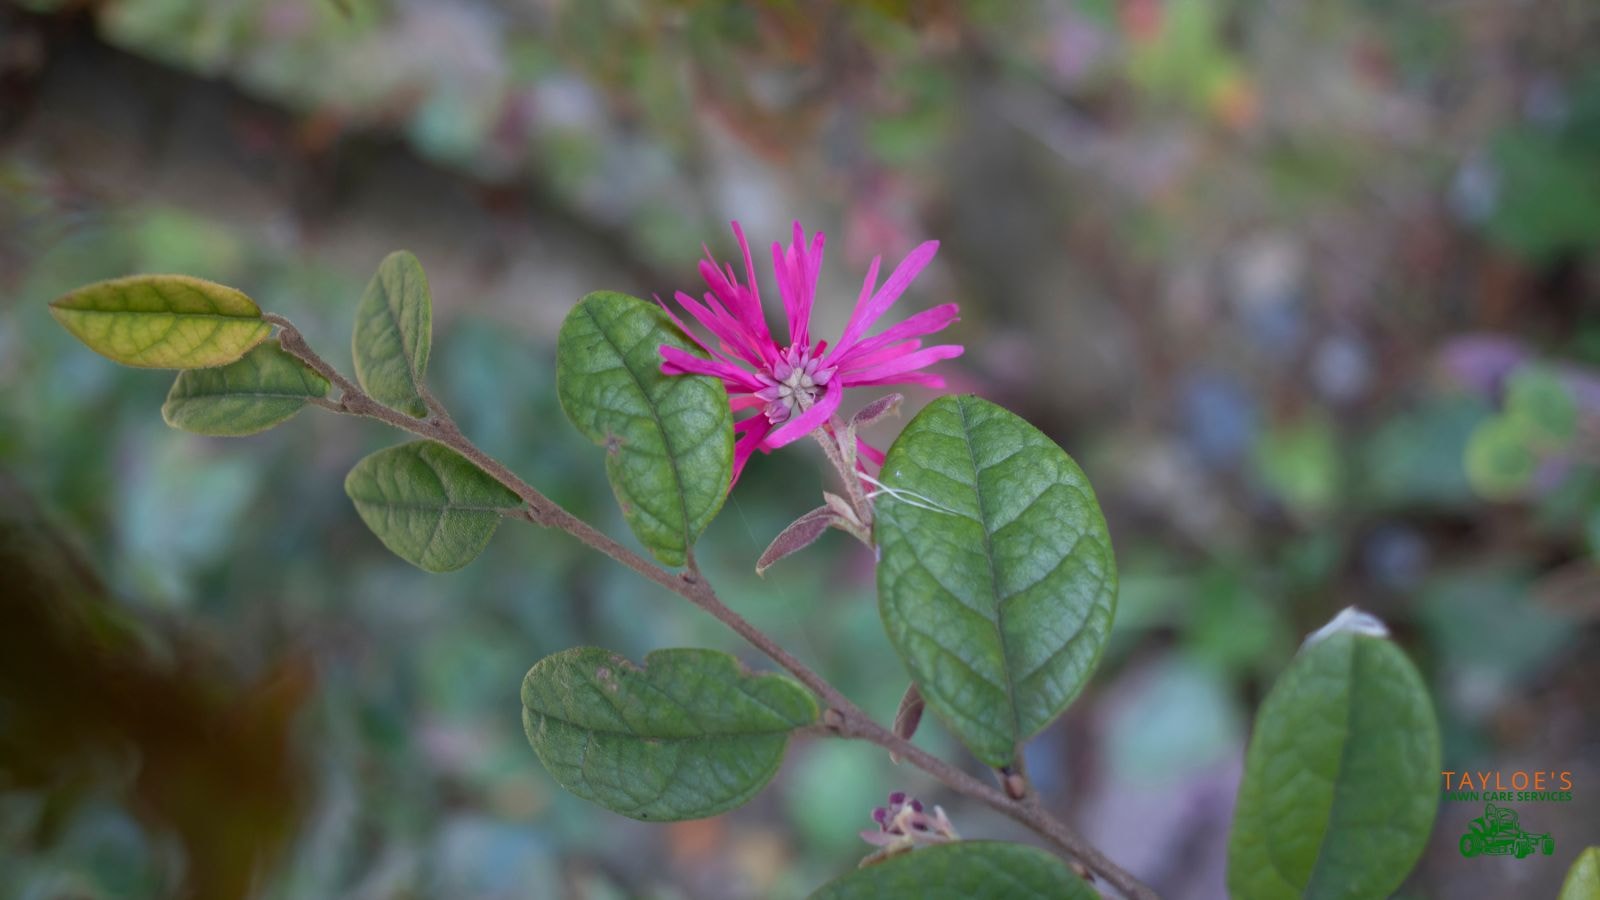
[268,315,1157,900]
[811,423,872,527]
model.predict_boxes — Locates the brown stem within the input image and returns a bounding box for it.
[268,315,1157,900]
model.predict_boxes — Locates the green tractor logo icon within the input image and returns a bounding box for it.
[1458,802,1554,859]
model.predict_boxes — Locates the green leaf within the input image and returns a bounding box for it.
[352,250,433,417]
[49,274,270,369]
[874,395,1116,767]
[520,647,816,821]
[1465,416,1538,499]
[1227,610,1441,900]
[555,291,733,567]
[1560,847,1600,900]
[1505,365,1577,447]
[160,339,330,436]
[343,441,521,573]
[810,842,1096,900]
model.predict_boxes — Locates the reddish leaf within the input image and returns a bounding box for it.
[756,506,838,575]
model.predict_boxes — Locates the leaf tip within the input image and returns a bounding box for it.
[1303,606,1390,649]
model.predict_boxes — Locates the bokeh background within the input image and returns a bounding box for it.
[3,1,1599,897]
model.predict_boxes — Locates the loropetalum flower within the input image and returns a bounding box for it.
[658,221,962,485]
[860,791,959,849]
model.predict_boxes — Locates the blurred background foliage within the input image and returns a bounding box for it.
[1,0,1598,897]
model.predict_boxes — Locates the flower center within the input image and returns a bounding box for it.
[755,344,834,424]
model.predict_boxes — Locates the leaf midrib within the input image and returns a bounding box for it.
[1303,638,1363,898]
[170,388,319,402]
[53,307,263,323]
[533,712,797,742]
[350,499,516,513]
[581,301,693,556]
[955,397,1023,752]
[384,260,425,386]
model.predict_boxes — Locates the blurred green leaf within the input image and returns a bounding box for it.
[352,251,433,418]
[875,395,1117,767]
[1185,566,1291,677]
[810,841,1096,899]
[555,291,733,567]
[1416,567,1574,690]
[1105,657,1243,783]
[344,441,521,573]
[1255,416,1341,518]
[1361,395,1487,510]
[1560,847,1600,900]
[1485,128,1600,262]
[1505,365,1577,447]
[1465,416,1538,499]
[786,739,893,854]
[49,274,269,369]
[161,340,329,436]
[1227,617,1440,900]
[1126,0,1242,114]
[134,207,247,278]
[520,647,816,821]
[1586,508,1600,562]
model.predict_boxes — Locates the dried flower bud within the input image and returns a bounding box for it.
[890,682,925,763]
[756,505,838,575]
[851,393,904,430]
[859,791,959,851]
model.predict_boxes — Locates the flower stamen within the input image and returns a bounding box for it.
[755,344,836,424]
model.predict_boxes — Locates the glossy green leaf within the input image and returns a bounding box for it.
[874,394,1116,767]
[343,441,521,573]
[521,647,816,821]
[352,250,433,417]
[49,274,270,369]
[1560,847,1600,900]
[161,339,330,436]
[555,291,733,567]
[810,841,1096,899]
[1227,610,1441,900]
[1506,365,1577,447]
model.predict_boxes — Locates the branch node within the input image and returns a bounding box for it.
[999,766,1029,801]
[822,708,846,732]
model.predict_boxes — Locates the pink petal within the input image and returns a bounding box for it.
[840,344,964,385]
[702,293,774,365]
[764,377,843,448]
[843,370,949,389]
[674,289,768,368]
[836,340,923,376]
[856,437,887,466]
[654,296,720,357]
[829,304,960,368]
[728,221,775,350]
[772,223,824,349]
[800,225,824,340]
[731,416,772,487]
[836,240,939,351]
[659,346,763,391]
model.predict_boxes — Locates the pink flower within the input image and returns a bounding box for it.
[860,791,959,848]
[659,221,962,485]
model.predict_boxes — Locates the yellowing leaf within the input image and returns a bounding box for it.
[49,274,270,369]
